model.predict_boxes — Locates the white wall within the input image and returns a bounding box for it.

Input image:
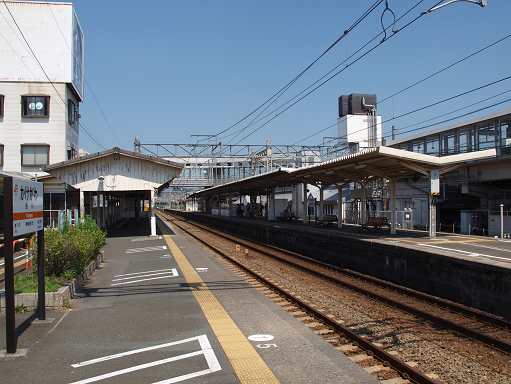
[0,82,77,176]
[337,114,382,147]
[0,1,83,100]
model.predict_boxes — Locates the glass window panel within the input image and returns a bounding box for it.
[426,136,439,155]
[23,96,48,117]
[478,123,495,150]
[468,129,475,151]
[442,132,456,155]
[412,140,424,153]
[22,147,35,165]
[500,119,511,155]
[459,131,467,153]
[35,146,48,164]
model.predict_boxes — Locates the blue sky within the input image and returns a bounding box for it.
[69,0,511,154]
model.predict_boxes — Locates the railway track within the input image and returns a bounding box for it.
[158,210,511,383]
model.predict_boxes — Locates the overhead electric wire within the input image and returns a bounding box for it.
[212,0,384,142]
[43,1,124,149]
[379,33,511,104]
[289,32,511,146]
[381,75,511,125]
[292,73,511,148]
[191,0,385,157]
[228,0,433,150]
[390,97,511,140]
[386,90,511,140]
[1,1,106,151]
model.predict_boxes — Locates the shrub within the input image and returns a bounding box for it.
[33,215,107,278]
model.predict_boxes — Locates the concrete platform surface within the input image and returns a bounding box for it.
[0,217,380,384]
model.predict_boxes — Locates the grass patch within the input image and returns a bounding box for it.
[14,273,64,293]
[15,304,28,314]
[63,299,73,309]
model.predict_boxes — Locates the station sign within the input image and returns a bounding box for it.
[430,169,440,195]
[12,178,43,236]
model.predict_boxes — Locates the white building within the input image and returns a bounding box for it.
[0,1,84,177]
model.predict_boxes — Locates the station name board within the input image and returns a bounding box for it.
[12,178,43,236]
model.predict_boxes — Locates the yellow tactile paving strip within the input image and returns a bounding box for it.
[157,220,280,384]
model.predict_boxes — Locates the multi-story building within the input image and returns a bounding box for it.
[0,1,84,177]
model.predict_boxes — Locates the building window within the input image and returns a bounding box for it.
[426,135,440,156]
[399,143,410,151]
[0,95,4,117]
[441,132,456,156]
[458,128,475,153]
[412,140,424,153]
[22,95,49,117]
[500,118,511,155]
[21,144,49,166]
[477,122,496,150]
[68,99,76,124]
[67,148,76,160]
[0,144,4,166]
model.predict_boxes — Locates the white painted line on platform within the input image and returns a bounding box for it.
[112,269,178,282]
[131,236,163,242]
[125,245,167,254]
[70,335,221,384]
[111,269,178,286]
[114,268,177,278]
[419,243,511,262]
[195,268,208,272]
[459,242,511,253]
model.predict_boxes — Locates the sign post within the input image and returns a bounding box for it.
[429,170,440,239]
[4,177,44,353]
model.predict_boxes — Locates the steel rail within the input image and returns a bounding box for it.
[158,212,439,384]
[160,210,511,355]
[165,210,511,330]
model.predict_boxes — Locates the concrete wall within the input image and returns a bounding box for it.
[172,211,511,321]
[0,82,75,176]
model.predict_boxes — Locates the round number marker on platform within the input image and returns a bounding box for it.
[248,334,274,342]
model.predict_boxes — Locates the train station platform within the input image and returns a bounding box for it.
[0,217,380,384]
[171,210,511,322]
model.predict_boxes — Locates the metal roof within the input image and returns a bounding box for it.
[44,147,184,171]
[190,146,496,198]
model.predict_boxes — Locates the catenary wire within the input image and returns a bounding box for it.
[228,0,434,151]
[0,2,106,151]
[43,1,124,149]
[289,34,511,146]
[296,76,511,147]
[1,1,106,151]
[211,0,384,142]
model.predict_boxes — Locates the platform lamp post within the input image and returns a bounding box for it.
[501,204,504,239]
[421,0,486,14]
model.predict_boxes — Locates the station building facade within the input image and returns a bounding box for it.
[0,1,84,226]
[387,107,511,235]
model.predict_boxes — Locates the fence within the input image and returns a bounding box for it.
[343,208,414,230]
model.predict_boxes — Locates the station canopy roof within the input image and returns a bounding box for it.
[189,146,496,199]
[43,147,184,193]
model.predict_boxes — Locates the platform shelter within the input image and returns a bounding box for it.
[43,147,183,235]
[190,146,496,238]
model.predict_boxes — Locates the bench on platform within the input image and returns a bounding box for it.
[360,216,390,231]
[276,210,299,222]
[316,214,338,226]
